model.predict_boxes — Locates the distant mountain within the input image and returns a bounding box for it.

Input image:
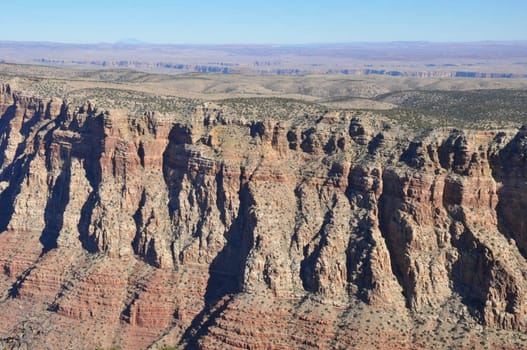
[115,38,149,45]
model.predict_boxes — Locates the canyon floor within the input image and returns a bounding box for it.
[1,63,527,349]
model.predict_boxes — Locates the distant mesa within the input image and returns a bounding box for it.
[1,40,527,78]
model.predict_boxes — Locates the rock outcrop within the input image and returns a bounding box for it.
[1,83,527,349]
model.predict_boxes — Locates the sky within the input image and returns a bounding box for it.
[1,0,526,44]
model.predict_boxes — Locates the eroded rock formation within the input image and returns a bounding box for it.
[1,83,527,349]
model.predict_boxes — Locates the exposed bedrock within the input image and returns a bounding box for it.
[1,84,527,349]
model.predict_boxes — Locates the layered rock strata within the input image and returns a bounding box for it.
[1,83,527,349]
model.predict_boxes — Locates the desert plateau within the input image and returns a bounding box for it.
[0,39,526,349]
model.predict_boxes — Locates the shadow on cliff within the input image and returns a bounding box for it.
[77,114,104,253]
[0,158,35,233]
[0,104,17,170]
[443,179,494,323]
[376,172,411,307]
[299,200,335,293]
[161,124,256,348]
[0,104,25,232]
[344,216,378,303]
[450,224,490,322]
[490,129,527,260]
[162,124,193,217]
[39,108,71,254]
[179,170,256,349]
[205,177,255,303]
[0,103,53,233]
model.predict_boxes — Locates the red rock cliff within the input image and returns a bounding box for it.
[1,84,527,349]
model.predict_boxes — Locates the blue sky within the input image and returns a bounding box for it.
[1,0,526,44]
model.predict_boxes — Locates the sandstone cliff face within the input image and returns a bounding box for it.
[1,83,527,349]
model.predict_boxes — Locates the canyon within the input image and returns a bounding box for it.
[1,79,527,350]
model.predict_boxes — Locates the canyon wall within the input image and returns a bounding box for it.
[1,83,527,349]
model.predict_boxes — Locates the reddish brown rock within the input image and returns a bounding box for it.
[1,85,527,349]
